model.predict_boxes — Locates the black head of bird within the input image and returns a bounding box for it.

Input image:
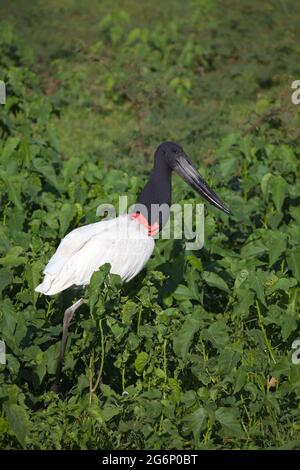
[135,141,231,229]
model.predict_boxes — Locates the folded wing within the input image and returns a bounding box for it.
[35,215,155,295]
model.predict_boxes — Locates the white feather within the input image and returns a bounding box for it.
[35,215,155,295]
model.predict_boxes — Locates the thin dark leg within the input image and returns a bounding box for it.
[51,298,84,392]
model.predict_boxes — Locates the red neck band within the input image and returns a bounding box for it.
[130,212,159,236]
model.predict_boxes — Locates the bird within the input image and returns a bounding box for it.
[35,141,230,390]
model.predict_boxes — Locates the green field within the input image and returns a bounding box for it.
[0,0,300,449]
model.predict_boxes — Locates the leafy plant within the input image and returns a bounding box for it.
[0,0,300,450]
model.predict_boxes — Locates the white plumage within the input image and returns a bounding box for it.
[35,215,155,295]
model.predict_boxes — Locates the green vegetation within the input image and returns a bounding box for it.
[0,0,300,449]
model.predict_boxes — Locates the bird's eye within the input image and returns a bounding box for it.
[172,148,179,154]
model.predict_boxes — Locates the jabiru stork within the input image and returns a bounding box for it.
[35,141,230,390]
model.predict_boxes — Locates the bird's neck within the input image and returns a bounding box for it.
[135,159,172,229]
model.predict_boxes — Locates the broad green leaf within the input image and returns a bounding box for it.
[1,137,20,161]
[135,351,149,374]
[59,202,76,236]
[261,172,272,195]
[183,407,207,444]
[219,156,237,179]
[102,404,121,422]
[3,403,29,446]
[24,259,44,305]
[186,255,203,271]
[0,246,26,267]
[121,300,137,325]
[241,239,267,258]
[100,383,120,399]
[215,407,243,437]
[173,311,202,360]
[6,176,22,208]
[62,157,81,184]
[248,270,266,305]
[264,231,287,266]
[266,277,297,295]
[233,369,247,393]
[173,284,198,301]
[289,206,300,224]
[287,248,300,281]
[234,288,255,317]
[265,304,298,340]
[202,271,229,293]
[88,264,111,314]
[0,298,17,339]
[0,268,13,296]
[138,286,158,307]
[218,347,241,375]
[33,158,63,192]
[234,269,249,290]
[270,175,287,212]
[202,321,229,349]
[168,378,181,404]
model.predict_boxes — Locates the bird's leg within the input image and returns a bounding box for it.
[52,298,84,392]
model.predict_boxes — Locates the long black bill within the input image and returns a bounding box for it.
[175,154,231,215]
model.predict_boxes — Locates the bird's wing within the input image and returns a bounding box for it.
[42,218,116,277]
[35,215,155,295]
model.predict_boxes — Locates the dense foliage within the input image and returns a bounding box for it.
[0,0,300,449]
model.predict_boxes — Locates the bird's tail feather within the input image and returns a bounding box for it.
[35,276,53,295]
